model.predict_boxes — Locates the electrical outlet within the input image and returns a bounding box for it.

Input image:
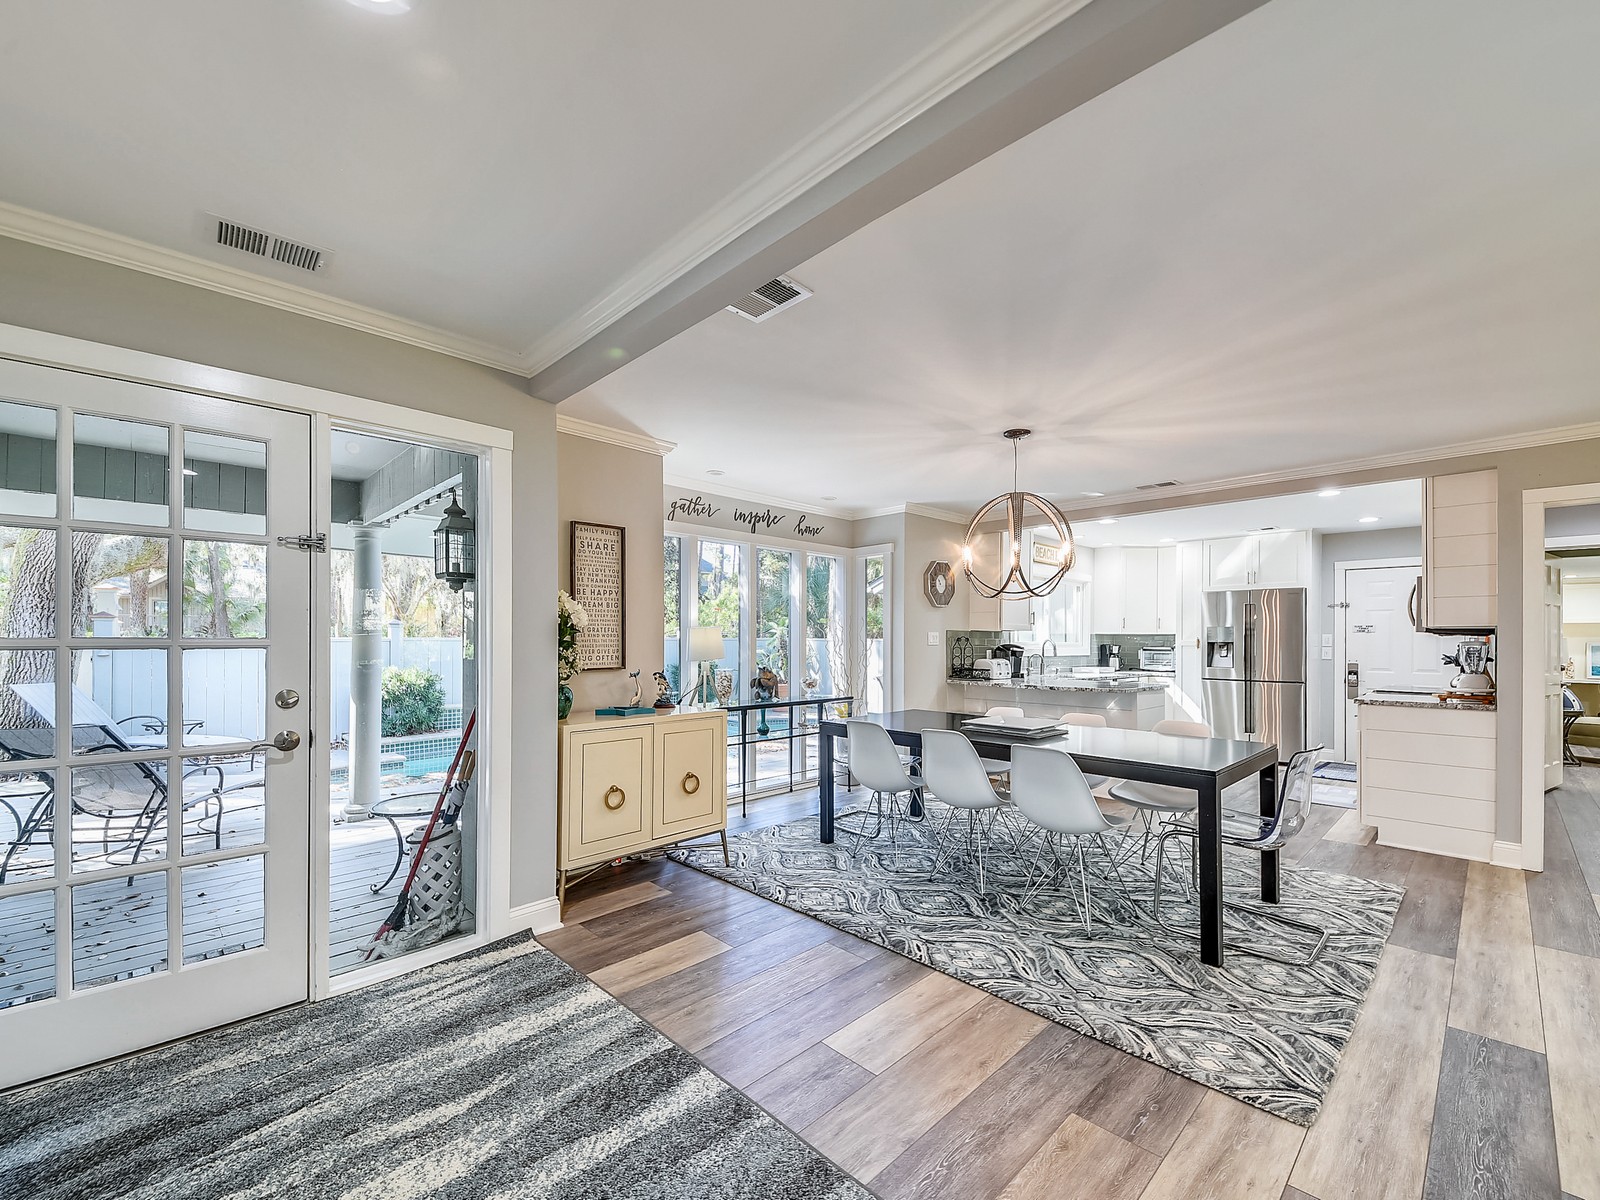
[927,631,940,646]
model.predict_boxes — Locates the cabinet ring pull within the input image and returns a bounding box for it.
[682,771,700,794]
[603,785,626,811]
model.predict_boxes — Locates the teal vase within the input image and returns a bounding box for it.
[558,683,574,720]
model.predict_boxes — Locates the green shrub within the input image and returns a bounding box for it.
[381,667,446,736]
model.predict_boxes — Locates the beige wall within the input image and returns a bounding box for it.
[560,433,666,709]
[0,235,560,909]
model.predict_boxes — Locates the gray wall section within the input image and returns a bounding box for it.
[563,434,666,710]
[1314,526,1424,751]
[0,235,559,911]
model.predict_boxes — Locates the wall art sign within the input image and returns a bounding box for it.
[570,520,626,670]
[666,491,827,540]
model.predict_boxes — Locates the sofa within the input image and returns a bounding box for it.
[1568,681,1600,758]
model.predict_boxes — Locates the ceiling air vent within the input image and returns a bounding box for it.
[726,275,811,323]
[1135,480,1182,491]
[212,215,329,273]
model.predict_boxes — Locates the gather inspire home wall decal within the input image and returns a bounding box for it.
[667,493,827,540]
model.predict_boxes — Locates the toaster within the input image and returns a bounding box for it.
[971,658,1012,680]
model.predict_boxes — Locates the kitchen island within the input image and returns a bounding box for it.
[948,672,1171,729]
[1355,690,1497,861]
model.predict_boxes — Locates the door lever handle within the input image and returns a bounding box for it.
[251,730,302,754]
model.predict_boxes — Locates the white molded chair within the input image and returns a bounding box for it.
[839,721,924,851]
[1009,745,1132,932]
[1059,712,1110,788]
[979,706,1026,789]
[1151,745,1329,964]
[1107,718,1213,889]
[920,728,1008,889]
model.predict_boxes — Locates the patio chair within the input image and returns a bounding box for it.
[9,681,205,749]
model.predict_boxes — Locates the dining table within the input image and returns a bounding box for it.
[817,709,1280,968]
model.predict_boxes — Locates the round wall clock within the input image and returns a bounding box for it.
[924,560,956,607]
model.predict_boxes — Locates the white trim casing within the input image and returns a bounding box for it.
[507,898,565,936]
[1491,840,1525,871]
[557,414,675,456]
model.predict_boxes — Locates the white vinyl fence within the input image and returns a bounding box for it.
[80,630,464,744]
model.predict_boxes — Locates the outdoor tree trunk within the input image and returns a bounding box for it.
[207,541,228,636]
[0,530,102,739]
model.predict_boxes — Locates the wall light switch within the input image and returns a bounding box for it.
[927,631,940,646]
[1321,633,1334,648]
[1321,646,1334,660]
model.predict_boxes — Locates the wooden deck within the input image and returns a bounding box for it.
[0,798,442,1010]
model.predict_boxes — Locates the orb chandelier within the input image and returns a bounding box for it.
[961,429,1075,599]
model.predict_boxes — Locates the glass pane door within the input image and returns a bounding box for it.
[0,359,312,1089]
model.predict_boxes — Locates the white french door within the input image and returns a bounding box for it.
[1337,561,1449,761]
[0,358,312,1088]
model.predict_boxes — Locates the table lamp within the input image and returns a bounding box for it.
[688,626,725,707]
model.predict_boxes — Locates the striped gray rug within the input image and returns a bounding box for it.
[0,933,872,1200]
[672,808,1403,1126]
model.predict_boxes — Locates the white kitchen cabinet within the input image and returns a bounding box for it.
[1357,701,1496,861]
[1202,531,1309,590]
[1091,545,1177,634]
[1423,469,1497,630]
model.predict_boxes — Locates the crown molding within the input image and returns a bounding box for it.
[517,0,1094,375]
[662,474,860,521]
[853,501,972,525]
[1058,419,1600,516]
[555,414,675,456]
[0,201,528,374]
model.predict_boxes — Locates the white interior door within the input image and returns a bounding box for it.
[0,358,312,1088]
[1545,560,1564,791]
[1340,563,1449,760]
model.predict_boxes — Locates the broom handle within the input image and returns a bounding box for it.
[393,708,477,898]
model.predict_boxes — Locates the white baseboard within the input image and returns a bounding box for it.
[1491,840,1524,870]
[507,896,563,935]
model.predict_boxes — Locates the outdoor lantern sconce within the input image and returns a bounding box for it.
[434,488,476,592]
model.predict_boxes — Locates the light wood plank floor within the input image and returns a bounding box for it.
[542,765,1600,1200]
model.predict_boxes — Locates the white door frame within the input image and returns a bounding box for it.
[0,321,517,1003]
[1522,481,1600,874]
[1332,556,1423,761]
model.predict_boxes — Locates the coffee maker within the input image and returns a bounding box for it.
[1443,636,1495,695]
[1097,642,1119,670]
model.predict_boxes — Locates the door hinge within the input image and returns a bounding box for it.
[277,533,328,553]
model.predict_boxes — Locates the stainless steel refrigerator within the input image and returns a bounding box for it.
[1201,588,1307,760]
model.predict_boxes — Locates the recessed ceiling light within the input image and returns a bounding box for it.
[345,0,411,12]
[345,440,363,455]
[1097,518,1118,525]
[1082,491,1105,498]
[820,495,837,501]
[1318,488,1342,498]
[706,469,725,477]
[1160,537,1174,543]
[1358,516,1381,523]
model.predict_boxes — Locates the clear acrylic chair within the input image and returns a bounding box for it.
[1151,745,1330,965]
[838,721,924,852]
[919,728,1009,890]
[1008,745,1132,933]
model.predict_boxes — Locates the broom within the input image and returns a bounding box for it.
[364,708,477,959]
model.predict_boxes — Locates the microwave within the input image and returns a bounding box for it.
[1139,646,1175,673]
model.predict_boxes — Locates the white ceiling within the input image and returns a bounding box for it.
[1072,479,1421,547]
[0,0,1051,369]
[563,0,1600,512]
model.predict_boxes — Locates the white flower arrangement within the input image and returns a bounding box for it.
[558,590,588,683]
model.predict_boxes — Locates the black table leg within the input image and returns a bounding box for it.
[1259,763,1280,905]
[371,815,407,893]
[1198,777,1224,967]
[819,732,835,843]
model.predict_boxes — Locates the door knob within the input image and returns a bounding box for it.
[271,730,301,752]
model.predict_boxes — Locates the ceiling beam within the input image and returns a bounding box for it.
[529,0,1270,402]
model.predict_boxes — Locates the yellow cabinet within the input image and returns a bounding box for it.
[557,709,728,905]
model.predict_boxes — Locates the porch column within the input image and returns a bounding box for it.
[345,523,383,821]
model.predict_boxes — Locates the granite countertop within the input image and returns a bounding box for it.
[1355,690,1497,712]
[949,674,1169,694]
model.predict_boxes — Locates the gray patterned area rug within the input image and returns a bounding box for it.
[0,933,872,1200]
[672,809,1403,1126]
